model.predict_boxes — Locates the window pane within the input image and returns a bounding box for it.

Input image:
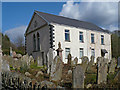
[33,34,36,51]
[91,34,94,43]
[101,35,104,44]
[80,48,84,58]
[79,32,83,42]
[65,48,70,58]
[65,30,70,41]
[91,49,95,57]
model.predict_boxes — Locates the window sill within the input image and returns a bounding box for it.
[65,40,71,42]
[33,50,41,52]
[91,43,95,44]
[80,41,84,43]
[101,44,105,45]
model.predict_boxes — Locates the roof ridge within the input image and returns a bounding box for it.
[35,10,110,33]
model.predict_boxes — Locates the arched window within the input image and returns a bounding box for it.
[33,34,36,51]
[37,33,40,51]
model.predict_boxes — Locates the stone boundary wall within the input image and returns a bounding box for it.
[2,71,41,89]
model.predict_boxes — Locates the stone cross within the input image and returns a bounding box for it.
[10,47,13,57]
[56,42,63,61]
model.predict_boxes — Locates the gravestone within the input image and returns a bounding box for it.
[108,58,116,73]
[87,56,94,71]
[71,57,78,67]
[72,56,89,88]
[97,57,108,84]
[10,47,13,57]
[72,65,84,88]
[21,54,29,65]
[47,48,54,74]
[117,57,120,68]
[67,53,72,66]
[50,56,63,82]
[81,56,89,72]
[37,56,43,67]
[2,60,10,71]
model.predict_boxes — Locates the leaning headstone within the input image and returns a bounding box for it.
[72,65,84,88]
[47,48,54,74]
[117,57,120,68]
[50,56,63,82]
[97,57,108,84]
[72,56,89,88]
[108,58,116,73]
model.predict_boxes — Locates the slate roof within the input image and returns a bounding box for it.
[35,11,110,33]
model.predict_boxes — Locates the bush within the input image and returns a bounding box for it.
[20,63,29,73]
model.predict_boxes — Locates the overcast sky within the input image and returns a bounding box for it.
[2,1,118,43]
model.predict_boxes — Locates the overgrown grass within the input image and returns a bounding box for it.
[30,62,47,70]
[85,74,97,85]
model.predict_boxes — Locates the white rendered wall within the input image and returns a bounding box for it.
[52,23,111,63]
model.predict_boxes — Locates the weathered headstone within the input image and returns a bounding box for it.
[29,55,34,64]
[87,56,94,71]
[81,56,89,72]
[67,53,72,66]
[108,58,116,73]
[50,56,63,82]
[10,47,13,57]
[47,48,54,74]
[2,60,10,71]
[72,65,84,88]
[72,56,89,88]
[37,56,43,67]
[97,57,108,84]
[117,57,120,68]
[71,57,78,67]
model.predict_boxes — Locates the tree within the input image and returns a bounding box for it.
[111,33,120,58]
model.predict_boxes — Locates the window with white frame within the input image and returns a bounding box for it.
[65,30,70,41]
[91,33,95,43]
[79,48,84,59]
[101,35,104,45]
[65,48,70,59]
[79,32,84,42]
[91,49,95,57]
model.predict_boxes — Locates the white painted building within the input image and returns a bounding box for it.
[25,11,111,65]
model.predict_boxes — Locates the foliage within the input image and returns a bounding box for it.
[111,33,120,58]
[20,63,29,73]
[1,32,25,55]
[85,74,96,85]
